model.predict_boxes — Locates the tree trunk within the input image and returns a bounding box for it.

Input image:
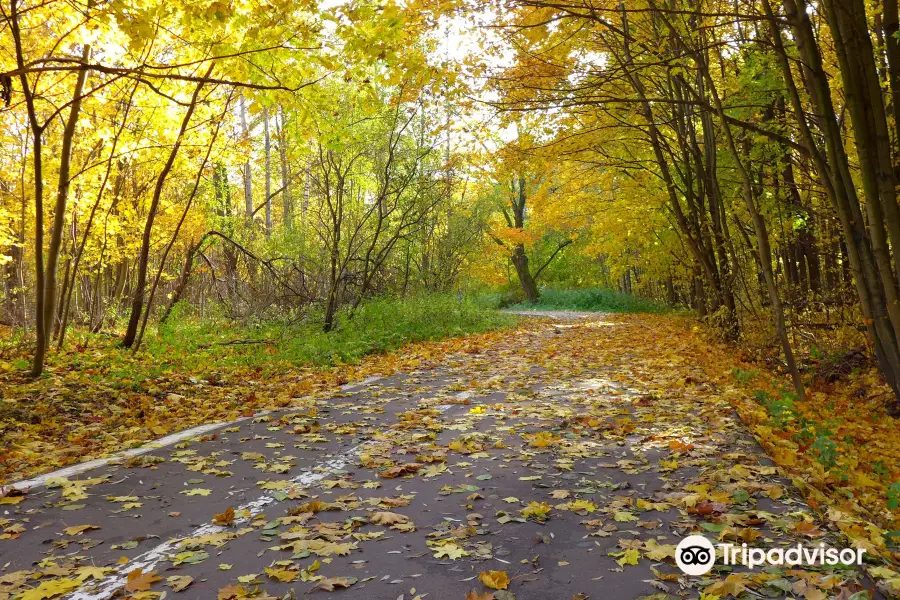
[123,69,210,348]
[239,94,253,220]
[278,106,292,229]
[511,244,539,303]
[29,42,91,374]
[263,106,272,237]
[697,37,805,400]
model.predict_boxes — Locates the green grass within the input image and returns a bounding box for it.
[145,293,517,373]
[505,287,669,314]
[0,294,517,393]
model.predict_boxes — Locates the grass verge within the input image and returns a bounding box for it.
[505,287,669,313]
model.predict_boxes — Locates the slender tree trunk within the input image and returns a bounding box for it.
[10,0,46,374]
[278,106,292,229]
[263,106,272,237]
[22,38,91,374]
[123,68,211,348]
[161,238,204,323]
[240,94,253,220]
[880,0,900,178]
[697,38,805,399]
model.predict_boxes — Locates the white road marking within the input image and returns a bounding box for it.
[10,416,268,492]
[61,382,462,600]
[66,445,367,600]
[339,375,383,391]
[9,375,386,492]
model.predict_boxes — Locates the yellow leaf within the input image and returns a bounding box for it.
[614,511,638,522]
[265,567,298,583]
[521,501,552,521]
[643,539,675,560]
[479,570,510,590]
[18,578,82,599]
[617,548,640,566]
[63,524,101,536]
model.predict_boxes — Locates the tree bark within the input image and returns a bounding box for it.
[263,106,272,237]
[122,67,211,347]
[278,106,292,229]
[239,94,253,220]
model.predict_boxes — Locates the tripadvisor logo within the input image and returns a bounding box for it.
[676,536,716,575]
[675,535,866,576]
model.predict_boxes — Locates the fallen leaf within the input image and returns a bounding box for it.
[479,570,510,590]
[311,576,358,592]
[125,569,161,593]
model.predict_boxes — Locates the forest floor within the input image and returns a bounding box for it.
[1,313,899,599]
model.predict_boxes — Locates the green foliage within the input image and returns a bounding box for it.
[731,367,760,384]
[0,294,515,395]
[504,288,669,314]
[754,389,796,429]
[811,432,838,469]
[149,293,516,372]
[888,483,900,511]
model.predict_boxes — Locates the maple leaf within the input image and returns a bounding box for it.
[432,541,468,559]
[422,463,448,477]
[616,548,640,566]
[613,510,638,522]
[125,569,161,593]
[526,431,559,447]
[171,550,209,565]
[521,501,552,521]
[793,521,825,537]
[166,575,194,591]
[369,511,409,526]
[218,584,249,599]
[738,527,761,543]
[18,578,82,600]
[213,506,235,526]
[311,576,358,592]
[465,591,494,600]
[378,462,423,478]
[643,539,675,560]
[705,574,748,598]
[63,524,100,536]
[265,567,298,583]
[478,570,510,590]
[76,566,109,582]
[559,499,596,513]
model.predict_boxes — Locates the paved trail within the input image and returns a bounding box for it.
[0,313,878,599]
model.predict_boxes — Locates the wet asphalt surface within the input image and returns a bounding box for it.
[0,314,883,600]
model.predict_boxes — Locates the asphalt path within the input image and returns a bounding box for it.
[0,313,881,600]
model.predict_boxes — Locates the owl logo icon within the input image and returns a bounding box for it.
[675,535,716,575]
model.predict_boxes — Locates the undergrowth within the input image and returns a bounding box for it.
[0,293,517,385]
[504,287,669,314]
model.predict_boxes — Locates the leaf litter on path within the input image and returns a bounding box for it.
[0,313,896,599]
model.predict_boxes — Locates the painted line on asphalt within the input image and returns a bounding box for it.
[66,444,368,600]
[63,386,465,600]
[10,376,385,492]
[10,416,268,492]
[339,375,383,391]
